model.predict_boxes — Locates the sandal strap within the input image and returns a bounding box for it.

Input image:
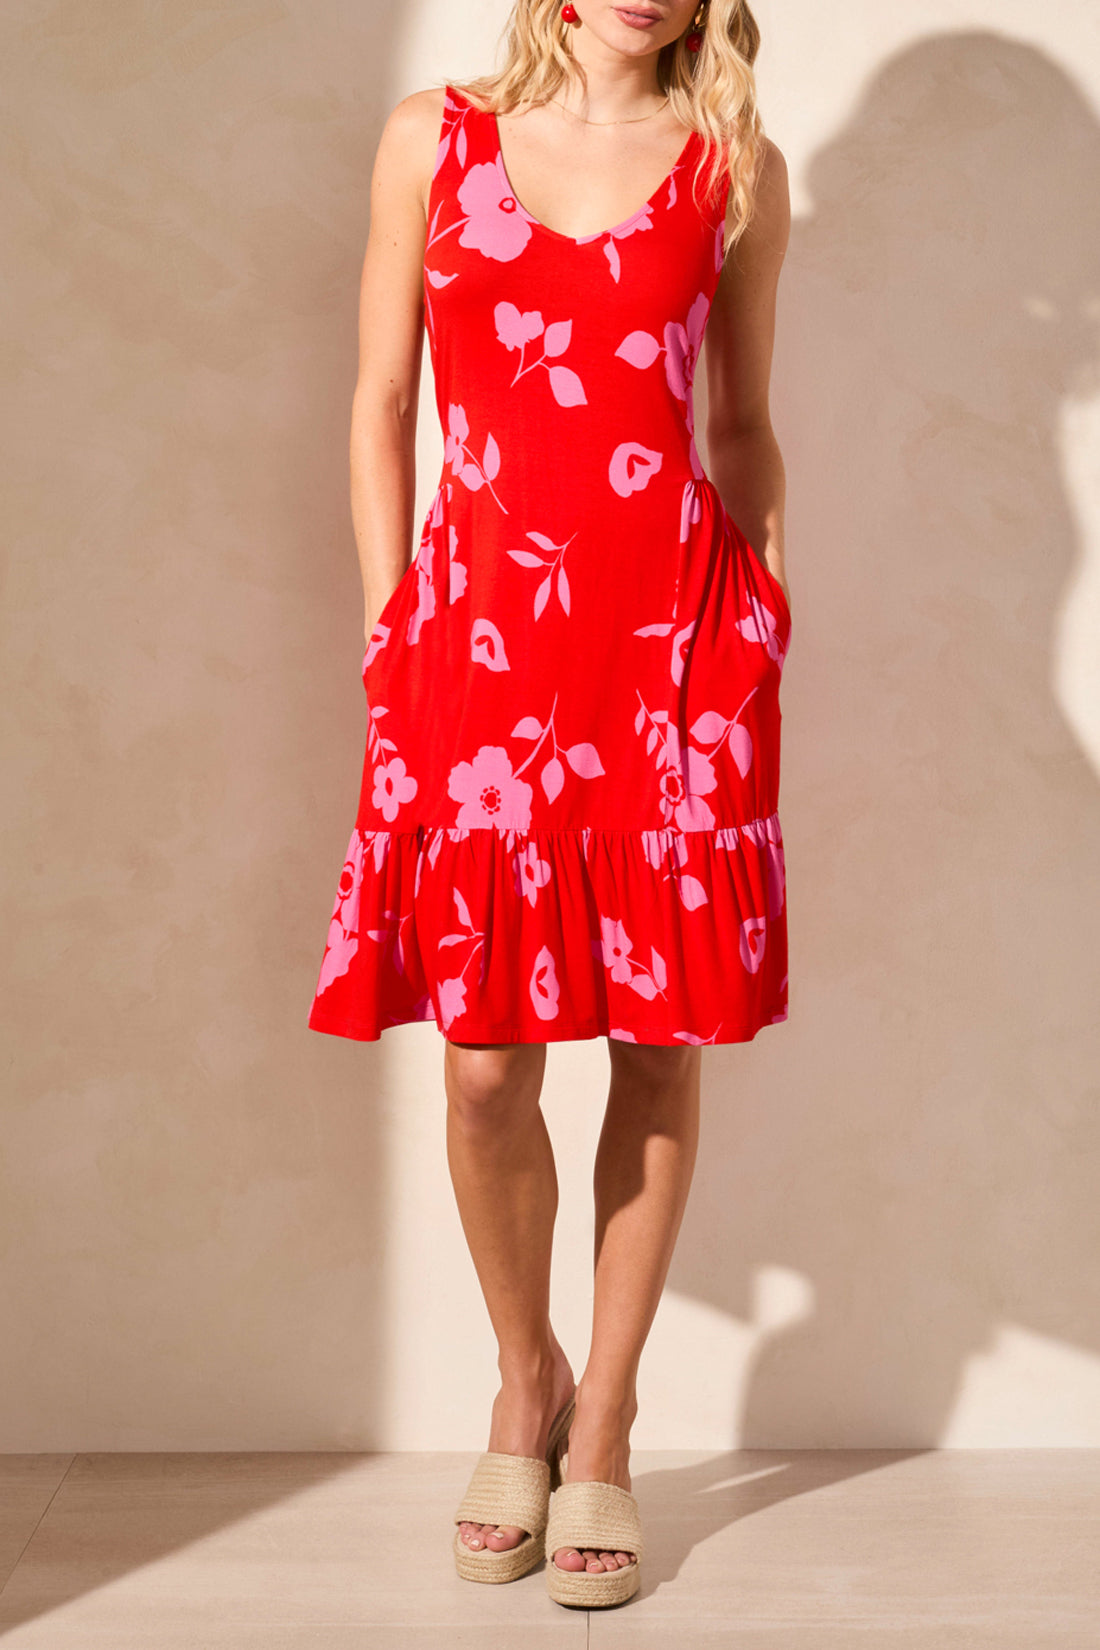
[454,1451,551,1535]
[545,1479,645,1561]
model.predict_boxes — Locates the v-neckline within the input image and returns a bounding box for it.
[483,97,696,245]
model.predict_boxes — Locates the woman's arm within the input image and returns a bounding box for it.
[704,138,792,611]
[350,89,442,644]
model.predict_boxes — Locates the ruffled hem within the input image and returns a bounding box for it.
[307,813,789,1047]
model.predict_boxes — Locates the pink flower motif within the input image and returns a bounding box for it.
[495,301,545,350]
[457,158,533,262]
[372,756,418,822]
[736,594,787,665]
[443,402,469,471]
[600,916,635,983]
[447,744,533,829]
[316,833,365,995]
[739,916,767,974]
[663,292,710,402]
[470,617,511,671]
[447,524,467,602]
[514,841,552,906]
[529,944,561,1020]
[609,441,663,497]
[679,480,703,543]
[438,975,468,1031]
[658,724,717,831]
[407,559,437,646]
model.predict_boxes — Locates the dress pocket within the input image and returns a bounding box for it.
[362,559,418,681]
[721,502,791,629]
[749,540,791,628]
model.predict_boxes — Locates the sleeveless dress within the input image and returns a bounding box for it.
[307,84,792,1047]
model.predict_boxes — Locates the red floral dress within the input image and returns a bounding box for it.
[307,85,792,1046]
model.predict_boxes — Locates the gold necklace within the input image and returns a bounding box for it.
[548,94,671,126]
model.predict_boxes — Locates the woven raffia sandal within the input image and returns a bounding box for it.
[453,1391,576,1583]
[545,1451,644,1608]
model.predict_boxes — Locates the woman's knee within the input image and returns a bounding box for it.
[444,1040,546,1126]
[607,1038,701,1097]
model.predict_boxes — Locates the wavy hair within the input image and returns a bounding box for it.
[452,0,765,254]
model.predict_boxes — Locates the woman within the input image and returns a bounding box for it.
[308,0,791,1610]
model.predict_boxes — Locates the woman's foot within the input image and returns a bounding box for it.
[457,1347,576,1555]
[551,1381,637,1574]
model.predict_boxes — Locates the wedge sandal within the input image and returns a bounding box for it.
[545,1455,644,1608]
[453,1391,576,1583]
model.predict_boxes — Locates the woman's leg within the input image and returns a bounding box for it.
[552,1040,703,1575]
[445,1038,577,1555]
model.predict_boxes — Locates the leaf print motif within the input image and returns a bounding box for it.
[609,442,663,496]
[633,613,697,685]
[575,204,654,284]
[615,330,661,369]
[736,594,787,665]
[641,827,709,911]
[557,565,571,614]
[503,691,606,807]
[541,755,564,802]
[614,294,711,477]
[548,366,586,407]
[506,529,576,620]
[444,402,509,512]
[494,303,588,406]
[564,743,602,777]
[470,617,511,671]
[689,695,758,780]
[543,320,571,356]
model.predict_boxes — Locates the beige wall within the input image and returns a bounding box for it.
[3,1,1099,1451]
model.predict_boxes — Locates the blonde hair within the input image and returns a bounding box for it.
[452,0,765,254]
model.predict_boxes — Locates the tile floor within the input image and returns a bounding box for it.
[0,1450,1097,1646]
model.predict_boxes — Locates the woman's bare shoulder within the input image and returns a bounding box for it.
[372,87,449,221]
[723,135,790,256]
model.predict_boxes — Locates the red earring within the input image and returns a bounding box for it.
[561,3,579,21]
[686,4,704,49]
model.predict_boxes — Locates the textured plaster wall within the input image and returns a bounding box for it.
[2,1,1098,1450]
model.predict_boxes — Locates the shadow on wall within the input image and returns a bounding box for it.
[682,29,1100,1470]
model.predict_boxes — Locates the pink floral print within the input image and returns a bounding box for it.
[308,85,791,1048]
[495,303,587,407]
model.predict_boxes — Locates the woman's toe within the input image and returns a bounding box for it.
[485,1523,525,1549]
[553,1546,586,1571]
